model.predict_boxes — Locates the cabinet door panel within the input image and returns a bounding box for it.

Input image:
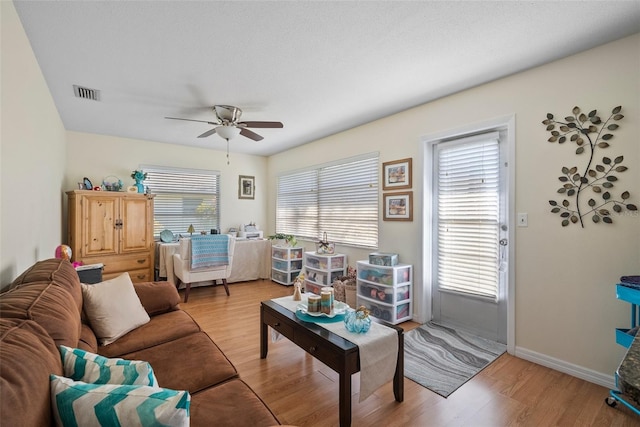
[82,196,118,256]
[121,197,151,253]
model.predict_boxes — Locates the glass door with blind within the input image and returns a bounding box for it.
[430,131,508,343]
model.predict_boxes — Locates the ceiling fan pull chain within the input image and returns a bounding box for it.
[227,139,230,165]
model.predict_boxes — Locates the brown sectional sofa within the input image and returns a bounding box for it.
[0,258,280,426]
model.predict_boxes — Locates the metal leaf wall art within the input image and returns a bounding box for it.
[542,105,637,227]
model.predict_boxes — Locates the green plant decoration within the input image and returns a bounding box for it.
[267,233,297,247]
[542,105,637,227]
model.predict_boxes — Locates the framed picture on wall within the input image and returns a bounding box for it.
[382,158,412,190]
[383,191,413,221]
[238,175,255,199]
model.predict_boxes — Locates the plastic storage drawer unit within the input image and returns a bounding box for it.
[356,295,412,324]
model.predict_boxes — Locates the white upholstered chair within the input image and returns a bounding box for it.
[172,236,236,302]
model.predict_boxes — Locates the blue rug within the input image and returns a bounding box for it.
[404,321,506,397]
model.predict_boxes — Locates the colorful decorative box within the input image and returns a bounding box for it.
[368,252,399,266]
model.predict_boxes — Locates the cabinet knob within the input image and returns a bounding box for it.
[274,322,280,327]
[137,275,145,280]
[137,259,145,264]
[309,346,317,353]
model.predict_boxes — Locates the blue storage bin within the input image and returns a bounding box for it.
[616,328,635,348]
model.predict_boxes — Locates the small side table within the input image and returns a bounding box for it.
[76,263,104,284]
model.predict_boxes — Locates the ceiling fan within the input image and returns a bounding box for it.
[165,105,283,142]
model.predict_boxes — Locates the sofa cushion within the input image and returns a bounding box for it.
[99,310,201,358]
[9,258,83,313]
[78,323,98,353]
[190,379,279,427]
[133,281,181,316]
[0,282,81,347]
[1,319,63,427]
[120,331,238,393]
[50,375,190,427]
[60,345,159,387]
[82,273,150,346]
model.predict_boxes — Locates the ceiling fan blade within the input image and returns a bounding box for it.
[165,116,217,125]
[239,121,284,129]
[197,128,217,138]
[239,128,264,141]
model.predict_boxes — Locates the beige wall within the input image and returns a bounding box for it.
[1,1,67,285]
[267,34,640,382]
[64,132,268,239]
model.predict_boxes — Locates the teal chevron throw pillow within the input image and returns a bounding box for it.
[50,375,190,427]
[59,346,159,387]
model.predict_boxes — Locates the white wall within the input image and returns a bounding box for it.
[268,34,640,382]
[64,132,268,239]
[1,1,67,286]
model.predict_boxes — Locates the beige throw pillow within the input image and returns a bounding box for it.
[81,273,150,346]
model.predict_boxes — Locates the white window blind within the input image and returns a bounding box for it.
[434,133,500,300]
[141,165,220,237]
[276,153,379,248]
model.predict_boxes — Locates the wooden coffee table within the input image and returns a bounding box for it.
[260,300,404,427]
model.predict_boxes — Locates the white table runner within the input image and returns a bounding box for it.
[271,294,398,402]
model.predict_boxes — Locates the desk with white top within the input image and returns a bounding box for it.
[155,238,271,286]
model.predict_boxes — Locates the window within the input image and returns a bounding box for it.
[433,133,500,300]
[141,165,220,237]
[276,153,379,248]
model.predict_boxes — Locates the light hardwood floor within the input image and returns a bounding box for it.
[180,280,639,426]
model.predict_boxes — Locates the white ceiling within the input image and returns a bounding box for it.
[13,1,640,156]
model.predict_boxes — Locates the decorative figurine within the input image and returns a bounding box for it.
[131,170,148,194]
[292,273,305,301]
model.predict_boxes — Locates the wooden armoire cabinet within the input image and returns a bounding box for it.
[66,190,155,283]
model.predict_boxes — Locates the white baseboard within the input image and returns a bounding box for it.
[514,346,615,390]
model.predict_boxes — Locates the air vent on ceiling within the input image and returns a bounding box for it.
[73,85,100,101]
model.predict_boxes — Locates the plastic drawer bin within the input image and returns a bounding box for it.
[357,296,411,324]
[330,257,345,269]
[272,248,287,259]
[368,252,398,266]
[272,260,288,271]
[272,247,302,260]
[304,253,345,270]
[306,270,343,286]
[357,282,411,304]
[272,270,287,283]
[358,268,393,285]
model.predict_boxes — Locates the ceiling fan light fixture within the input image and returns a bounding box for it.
[215,125,241,140]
